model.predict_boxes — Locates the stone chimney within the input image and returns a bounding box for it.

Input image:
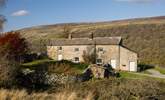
[68,33,72,39]
[90,32,94,40]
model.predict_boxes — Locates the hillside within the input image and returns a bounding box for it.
[17,16,165,67]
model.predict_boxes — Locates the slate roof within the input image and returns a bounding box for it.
[48,37,122,46]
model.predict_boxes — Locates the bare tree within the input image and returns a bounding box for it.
[62,24,72,38]
[0,15,6,32]
[0,0,7,31]
[82,45,97,64]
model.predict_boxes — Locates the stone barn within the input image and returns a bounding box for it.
[47,35,138,72]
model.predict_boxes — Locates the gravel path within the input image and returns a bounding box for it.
[127,69,165,79]
[146,69,165,79]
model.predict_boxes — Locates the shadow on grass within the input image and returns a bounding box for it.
[138,63,155,72]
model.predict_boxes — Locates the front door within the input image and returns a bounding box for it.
[129,62,136,71]
[111,60,116,69]
[58,54,63,61]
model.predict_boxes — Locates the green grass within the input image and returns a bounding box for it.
[120,71,165,82]
[155,67,165,74]
[141,70,152,74]
[120,71,148,79]
[21,59,88,75]
[22,59,55,66]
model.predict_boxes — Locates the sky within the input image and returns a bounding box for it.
[1,0,165,32]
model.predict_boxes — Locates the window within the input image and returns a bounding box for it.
[98,47,103,52]
[74,57,79,63]
[96,59,102,64]
[58,46,62,51]
[74,48,79,52]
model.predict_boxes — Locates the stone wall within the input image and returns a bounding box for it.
[47,45,138,71]
[120,46,138,71]
[46,73,77,85]
[96,45,120,69]
[47,45,89,62]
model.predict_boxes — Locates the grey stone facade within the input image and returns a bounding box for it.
[47,36,138,72]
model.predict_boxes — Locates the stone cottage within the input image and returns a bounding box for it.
[47,35,138,72]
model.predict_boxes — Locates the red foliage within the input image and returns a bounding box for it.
[0,32,28,61]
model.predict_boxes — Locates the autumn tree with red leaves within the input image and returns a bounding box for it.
[0,31,29,62]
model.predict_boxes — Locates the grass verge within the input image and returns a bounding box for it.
[120,71,148,79]
[155,67,165,74]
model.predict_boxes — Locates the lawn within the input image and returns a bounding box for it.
[21,59,88,75]
[119,71,148,79]
[155,67,165,74]
[22,59,55,66]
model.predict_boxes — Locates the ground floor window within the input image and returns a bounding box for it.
[96,59,103,64]
[74,57,79,63]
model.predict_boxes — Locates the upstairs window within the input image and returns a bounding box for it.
[74,48,79,52]
[58,46,62,51]
[98,47,103,52]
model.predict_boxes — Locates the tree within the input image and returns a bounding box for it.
[0,0,7,31]
[62,24,72,38]
[0,31,29,62]
[82,45,97,64]
[0,15,6,32]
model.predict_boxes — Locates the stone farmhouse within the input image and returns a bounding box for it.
[47,35,138,72]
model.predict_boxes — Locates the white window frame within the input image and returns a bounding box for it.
[74,57,79,63]
[96,59,103,65]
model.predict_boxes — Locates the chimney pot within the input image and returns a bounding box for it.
[68,33,72,39]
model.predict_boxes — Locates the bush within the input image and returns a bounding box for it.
[0,57,19,88]
[16,64,48,91]
[56,78,165,100]
[138,63,154,72]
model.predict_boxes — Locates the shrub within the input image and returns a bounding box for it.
[16,64,48,91]
[138,63,154,71]
[0,57,19,88]
[57,78,165,100]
